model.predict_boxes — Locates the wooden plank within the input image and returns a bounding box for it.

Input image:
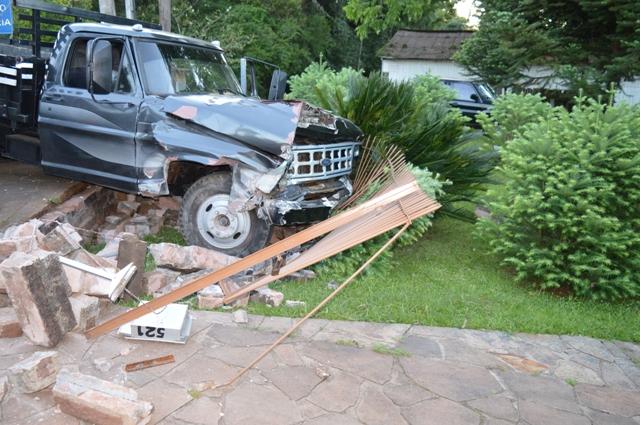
[125,355,175,372]
[85,181,420,339]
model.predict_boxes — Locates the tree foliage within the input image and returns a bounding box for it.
[477,97,640,300]
[478,93,559,147]
[344,0,459,39]
[455,1,640,96]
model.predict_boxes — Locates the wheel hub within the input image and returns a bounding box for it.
[196,194,251,250]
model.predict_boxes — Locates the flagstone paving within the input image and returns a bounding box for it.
[1,310,639,425]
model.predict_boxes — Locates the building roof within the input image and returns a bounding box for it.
[380,30,474,61]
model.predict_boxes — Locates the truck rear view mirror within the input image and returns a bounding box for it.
[88,39,113,95]
[268,70,287,101]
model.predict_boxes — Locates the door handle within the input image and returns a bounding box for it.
[43,94,64,103]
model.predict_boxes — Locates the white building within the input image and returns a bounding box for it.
[380,29,640,105]
[380,30,473,83]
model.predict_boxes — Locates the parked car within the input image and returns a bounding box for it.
[442,79,495,121]
[0,1,362,257]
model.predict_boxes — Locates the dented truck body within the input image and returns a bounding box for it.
[137,94,361,225]
[0,21,362,255]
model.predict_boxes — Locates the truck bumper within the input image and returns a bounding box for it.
[264,176,352,225]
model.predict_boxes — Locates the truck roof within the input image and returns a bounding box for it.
[64,22,224,52]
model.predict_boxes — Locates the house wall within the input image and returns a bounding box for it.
[381,59,470,82]
[382,58,640,105]
[616,80,640,105]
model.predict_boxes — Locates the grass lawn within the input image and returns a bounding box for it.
[248,217,640,342]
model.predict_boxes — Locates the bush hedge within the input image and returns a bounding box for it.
[477,98,640,300]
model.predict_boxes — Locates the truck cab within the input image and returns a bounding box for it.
[0,21,362,257]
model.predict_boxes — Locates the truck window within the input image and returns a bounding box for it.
[64,38,89,89]
[136,41,241,96]
[63,38,134,94]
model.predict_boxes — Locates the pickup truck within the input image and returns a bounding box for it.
[0,1,362,257]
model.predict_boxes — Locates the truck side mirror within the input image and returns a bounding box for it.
[88,39,113,95]
[268,70,287,101]
[470,93,480,103]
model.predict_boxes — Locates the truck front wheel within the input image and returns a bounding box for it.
[180,173,272,257]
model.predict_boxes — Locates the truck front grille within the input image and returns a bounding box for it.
[287,142,359,184]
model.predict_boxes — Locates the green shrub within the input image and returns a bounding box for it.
[478,93,559,147]
[311,72,497,219]
[286,59,362,106]
[412,73,456,106]
[477,98,640,300]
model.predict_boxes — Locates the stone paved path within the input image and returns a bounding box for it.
[1,310,639,425]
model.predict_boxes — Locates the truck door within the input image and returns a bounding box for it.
[39,35,141,192]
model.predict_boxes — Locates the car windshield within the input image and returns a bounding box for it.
[136,41,242,96]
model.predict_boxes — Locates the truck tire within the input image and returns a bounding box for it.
[180,172,272,257]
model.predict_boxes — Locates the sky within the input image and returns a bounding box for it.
[455,0,480,28]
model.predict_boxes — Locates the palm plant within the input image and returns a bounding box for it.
[316,72,497,220]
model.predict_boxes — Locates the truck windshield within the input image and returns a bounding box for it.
[136,41,242,96]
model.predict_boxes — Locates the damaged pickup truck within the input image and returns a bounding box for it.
[0,1,362,256]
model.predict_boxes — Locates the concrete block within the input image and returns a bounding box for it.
[8,351,59,393]
[0,252,76,347]
[69,294,100,332]
[53,368,153,425]
[0,307,22,338]
[117,234,147,300]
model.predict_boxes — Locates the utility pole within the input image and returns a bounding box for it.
[98,0,116,16]
[158,0,171,32]
[125,0,136,20]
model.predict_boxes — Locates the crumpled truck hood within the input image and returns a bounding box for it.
[162,95,362,157]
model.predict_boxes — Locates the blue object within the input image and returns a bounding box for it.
[0,0,13,36]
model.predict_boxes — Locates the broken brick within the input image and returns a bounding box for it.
[69,294,100,332]
[40,222,83,255]
[0,307,22,338]
[3,220,45,252]
[149,243,237,272]
[142,269,179,294]
[117,234,147,300]
[0,239,17,262]
[53,368,153,425]
[0,375,7,402]
[116,201,140,217]
[157,196,181,210]
[250,287,284,307]
[0,251,76,347]
[8,351,59,393]
[197,294,224,309]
